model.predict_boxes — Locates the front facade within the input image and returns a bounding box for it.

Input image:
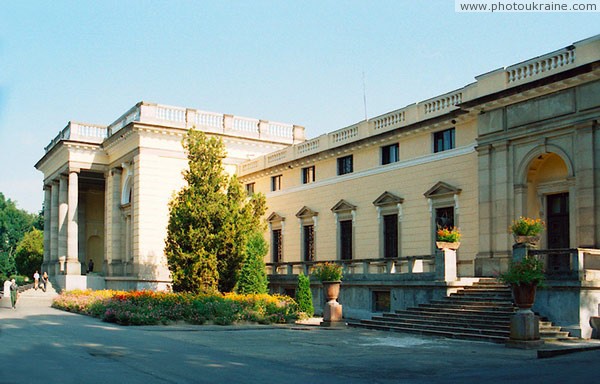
[35,102,305,291]
[37,35,600,337]
[238,35,600,336]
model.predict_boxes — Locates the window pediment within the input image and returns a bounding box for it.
[424,181,461,198]
[331,199,357,213]
[373,191,404,207]
[295,206,319,218]
[267,212,285,223]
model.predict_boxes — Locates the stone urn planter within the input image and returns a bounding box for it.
[511,282,537,310]
[435,241,460,250]
[322,281,341,302]
[513,235,541,247]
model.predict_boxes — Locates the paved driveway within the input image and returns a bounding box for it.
[1,295,599,384]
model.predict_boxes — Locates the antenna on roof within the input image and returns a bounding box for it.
[362,70,368,122]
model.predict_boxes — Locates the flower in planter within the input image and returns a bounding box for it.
[311,262,343,282]
[436,226,461,243]
[499,255,545,286]
[510,217,545,236]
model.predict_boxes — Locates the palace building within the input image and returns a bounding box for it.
[36,35,600,337]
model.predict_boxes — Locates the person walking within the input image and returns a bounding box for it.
[42,271,49,292]
[9,279,18,309]
[33,270,40,290]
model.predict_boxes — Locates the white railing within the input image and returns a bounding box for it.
[240,159,260,173]
[108,106,141,135]
[297,137,321,155]
[423,92,462,114]
[507,48,576,84]
[373,110,406,130]
[266,122,294,138]
[266,149,288,165]
[331,124,359,144]
[156,105,186,122]
[71,123,108,139]
[195,111,223,130]
[232,116,260,134]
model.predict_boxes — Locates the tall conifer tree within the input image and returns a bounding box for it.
[165,129,266,293]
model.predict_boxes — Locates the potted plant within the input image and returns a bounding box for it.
[510,217,545,245]
[436,226,461,250]
[312,262,343,302]
[499,255,545,309]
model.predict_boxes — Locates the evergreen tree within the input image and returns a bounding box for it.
[236,231,269,294]
[165,129,267,293]
[296,272,314,316]
[15,228,43,278]
[0,193,36,278]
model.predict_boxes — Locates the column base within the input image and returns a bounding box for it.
[508,309,543,349]
[322,300,343,323]
[65,260,82,275]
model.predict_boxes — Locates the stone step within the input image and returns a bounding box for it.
[417,302,515,312]
[353,320,509,343]
[407,306,515,318]
[383,311,511,324]
[376,314,510,331]
[433,298,514,306]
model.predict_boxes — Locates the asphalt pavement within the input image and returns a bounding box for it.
[1,293,600,384]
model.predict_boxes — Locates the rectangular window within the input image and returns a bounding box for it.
[272,229,282,263]
[337,155,353,175]
[303,225,315,262]
[383,214,398,259]
[381,143,399,165]
[433,128,455,153]
[245,183,255,195]
[302,166,315,184]
[271,175,282,191]
[340,219,353,260]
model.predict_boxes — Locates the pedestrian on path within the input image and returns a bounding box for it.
[42,272,49,292]
[33,270,40,290]
[9,279,17,309]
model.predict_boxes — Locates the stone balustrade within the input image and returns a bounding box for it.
[530,248,600,281]
[44,122,108,152]
[373,110,406,131]
[422,92,463,115]
[45,101,303,152]
[266,254,450,281]
[507,48,576,84]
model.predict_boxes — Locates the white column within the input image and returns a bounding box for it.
[42,185,51,273]
[66,171,80,275]
[58,176,68,274]
[50,181,59,275]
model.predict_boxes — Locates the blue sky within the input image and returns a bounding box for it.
[0,1,598,213]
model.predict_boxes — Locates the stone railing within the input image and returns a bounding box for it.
[331,124,359,144]
[423,91,463,115]
[296,136,322,155]
[267,250,459,282]
[529,248,600,281]
[506,48,576,84]
[44,122,108,152]
[373,110,406,131]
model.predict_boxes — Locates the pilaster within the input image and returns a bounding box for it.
[50,180,59,275]
[575,123,596,247]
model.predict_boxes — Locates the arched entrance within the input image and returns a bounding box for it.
[522,152,573,253]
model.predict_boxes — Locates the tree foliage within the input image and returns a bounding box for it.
[296,272,314,316]
[236,231,269,295]
[165,130,267,293]
[0,193,37,278]
[15,228,43,278]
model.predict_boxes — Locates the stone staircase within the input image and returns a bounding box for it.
[349,278,571,343]
[17,283,59,298]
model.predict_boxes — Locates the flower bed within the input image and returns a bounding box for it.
[52,290,299,326]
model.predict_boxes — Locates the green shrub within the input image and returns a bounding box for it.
[312,262,343,282]
[236,231,269,295]
[295,273,314,316]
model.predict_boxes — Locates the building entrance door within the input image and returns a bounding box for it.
[546,193,569,272]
